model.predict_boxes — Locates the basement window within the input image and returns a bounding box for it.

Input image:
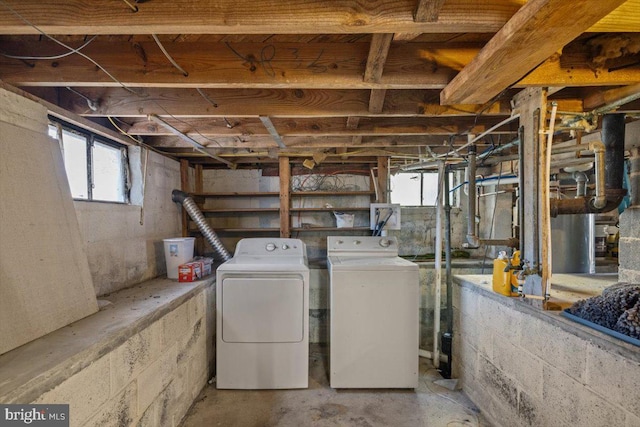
[48,118,128,203]
[390,172,454,206]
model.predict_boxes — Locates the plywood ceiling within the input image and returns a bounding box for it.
[0,0,639,168]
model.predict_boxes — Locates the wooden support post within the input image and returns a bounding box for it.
[513,87,547,299]
[279,156,291,238]
[377,156,389,203]
[194,164,204,254]
[180,159,190,238]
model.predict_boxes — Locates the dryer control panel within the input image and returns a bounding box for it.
[327,236,399,256]
[234,238,306,257]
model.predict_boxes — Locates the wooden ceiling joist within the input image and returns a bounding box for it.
[0,0,523,35]
[364,34,394,83]
[2,39,637,90]
[414,0,447,22]
[39,87,519,118]
[440,0,629,105]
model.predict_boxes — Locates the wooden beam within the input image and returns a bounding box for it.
[180,159,190,237]
[259,116,287,148]
[369,89,387,114]
[4,40,637,89]
[364,34,394,83]
[279,156,291,238]
[414,0,447,22]
[346,116,360,130]
[377,157,390,202]
[440,0,628,105]
[583,83,640,111]
[0,0,523,35]
[46,87,515,118]
[127,116,501,137]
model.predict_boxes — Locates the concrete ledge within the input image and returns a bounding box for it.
[453,274,638,363]
[0,276,215,404]
[453,274,640,427]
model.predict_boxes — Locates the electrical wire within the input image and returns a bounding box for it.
[107,116,143,144]
[152,34,188,77]
[1,35,97,60]
[0,0,145,97]
[121,0,139,12]
[196,88,218,108]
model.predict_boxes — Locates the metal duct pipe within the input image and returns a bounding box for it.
[551,114,627,216]
[172,190,232,262]
[464,146,480,248]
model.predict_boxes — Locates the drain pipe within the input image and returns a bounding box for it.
[441,164,453,379]
[464,146,480,248]
[550,114,627,216]
[172,190,232,261]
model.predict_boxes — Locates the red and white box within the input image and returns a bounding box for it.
[193,256,214,277]
[178,261,202,282]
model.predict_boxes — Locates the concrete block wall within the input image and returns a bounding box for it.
[452,281,640,427]
[31,289,210,427]
[75,149,182,296]
[619,207,640,283]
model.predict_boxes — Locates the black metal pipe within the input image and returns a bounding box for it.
[552,114,627,216]
[602,114,626,190]
[442,166,453,379]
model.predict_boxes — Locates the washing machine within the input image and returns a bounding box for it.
[216,238,309,389]
[328,236,419,388]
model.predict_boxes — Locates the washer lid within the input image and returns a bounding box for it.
[328,255,418,271]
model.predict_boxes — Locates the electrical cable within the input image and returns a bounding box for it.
[196,88,218,108]
[0,0,145,97]
[121,0,139,12]
[107,116,143,144]
[1,35,97,60]
[152,34,188,77]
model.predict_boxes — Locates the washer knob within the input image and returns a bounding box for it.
[265,243,276,252]
[353,240,361,245]
[282,244,289,250]
[379,238,391,247]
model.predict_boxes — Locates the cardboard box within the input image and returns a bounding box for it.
[193,256,214,276]
[178,261,202,282]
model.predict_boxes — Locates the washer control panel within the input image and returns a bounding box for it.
[327,236,399,256]
[235,238,306,257]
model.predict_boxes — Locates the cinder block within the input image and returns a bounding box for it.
[585,343,640,417]
[517,389,543,427]
[163,303,191,347]
[477,355,518,410]
[458,287,479,319]
[519,317,587,382]
[492,336,543,400]
[457,336,478,378]
[618,237,640,271]
[83,381,138,427]
[626,411,640,427]
[543,363,626,426]
[619,208,640,240]
[110,320,163,394]
[187,292,206,328]
[137,344,177,417]
[177,318,205,366]
[33,356,111,427]
[619,268,640,284]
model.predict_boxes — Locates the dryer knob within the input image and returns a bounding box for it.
[281,244,289,250]
[379,238,391,247]
[265,243,277,252]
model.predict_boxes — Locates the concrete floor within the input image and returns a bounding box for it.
[180,345,490,427]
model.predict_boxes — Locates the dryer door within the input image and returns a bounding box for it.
[222,277,304,343]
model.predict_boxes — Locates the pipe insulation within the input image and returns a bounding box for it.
[172,190,232,262]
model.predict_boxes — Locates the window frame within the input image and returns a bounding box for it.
[390,171,456,207]
[48,117,129,204]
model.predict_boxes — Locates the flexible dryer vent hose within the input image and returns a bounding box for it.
[172,190,232,262]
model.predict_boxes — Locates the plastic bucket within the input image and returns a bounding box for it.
[163,237,196,279]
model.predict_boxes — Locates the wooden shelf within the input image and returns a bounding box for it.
[189,227,280,233]
[292,191,375,197]
[200,208,280,213]
[290,207,370,212]
[291,226,371,232]
[191,192,279,197]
